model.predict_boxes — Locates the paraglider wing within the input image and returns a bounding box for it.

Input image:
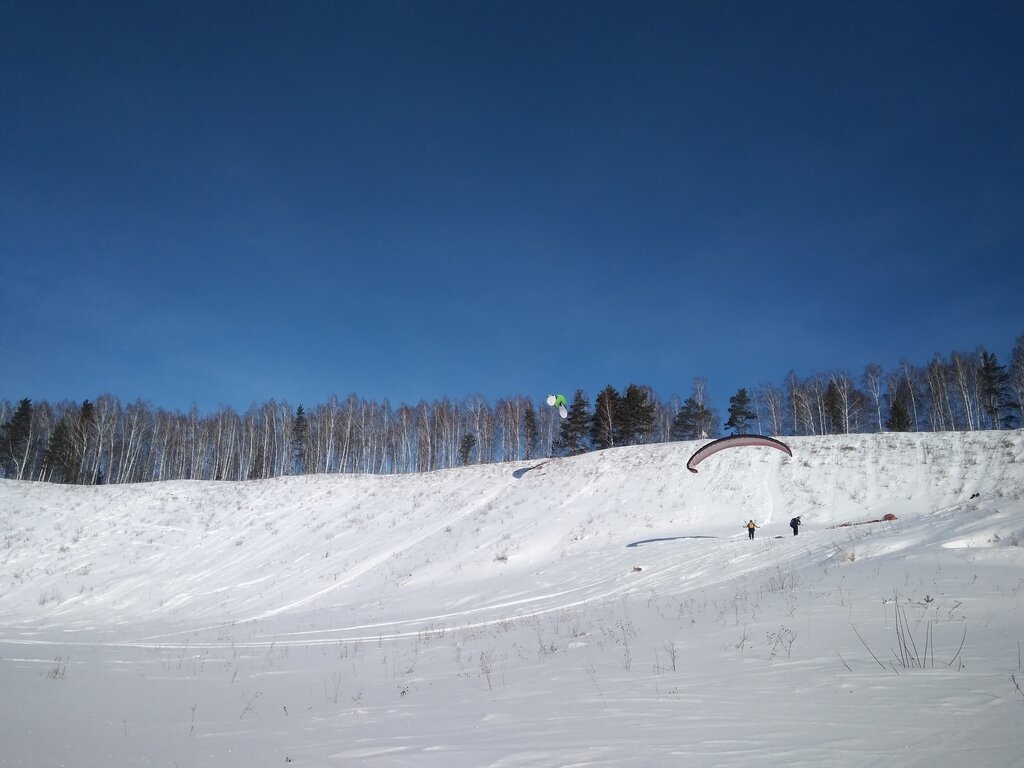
[686,434,792,473]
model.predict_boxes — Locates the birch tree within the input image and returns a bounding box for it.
[826,372,862,435]
[787,373,816,436]
[392,403,417,472]
[591,385,620,450]
[923,355,954,431]
[495,398,515,462]
[465,395,496,463]
[653,395,680,443]
[415,401,434,472]
[862,363,884,433]
[73,400,99,484]
[1010,335,1024,428]
[900,360,922,430]
[758,384,786,436]
[116,400,153,483]
[950,351,978,431]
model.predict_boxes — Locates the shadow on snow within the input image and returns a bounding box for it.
[512,462,551,479]
[626,535,718,548]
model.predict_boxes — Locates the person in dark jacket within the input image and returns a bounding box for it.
[790,516,801,536]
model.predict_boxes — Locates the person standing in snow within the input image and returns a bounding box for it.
[790,516,801,536]
[745,520,759,540]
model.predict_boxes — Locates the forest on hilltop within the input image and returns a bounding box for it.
[2,336,1021,483]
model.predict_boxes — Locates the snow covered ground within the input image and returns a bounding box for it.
[1,431,1023,767]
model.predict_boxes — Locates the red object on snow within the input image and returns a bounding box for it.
[830,513,898,529]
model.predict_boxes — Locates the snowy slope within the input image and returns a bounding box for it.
[1,431,1023,767]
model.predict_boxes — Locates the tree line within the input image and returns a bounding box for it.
[2,336,1021,484]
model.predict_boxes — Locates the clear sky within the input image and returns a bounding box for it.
[3,1,1022,415]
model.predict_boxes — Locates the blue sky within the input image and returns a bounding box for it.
[3,1,1022,415]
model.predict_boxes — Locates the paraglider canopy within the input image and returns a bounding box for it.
[686,434,792,473]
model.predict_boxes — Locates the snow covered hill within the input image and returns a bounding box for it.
[2,431,1023,767]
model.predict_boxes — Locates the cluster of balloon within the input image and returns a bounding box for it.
[546,394,568,419]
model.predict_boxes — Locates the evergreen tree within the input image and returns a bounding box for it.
[824,381,844,434]
[554,389,590,456]
[458,433,476,465]
[590,385,620,450]
[977,350,1020,429]
[523,404,539,460]
[615,384,656,445]
[886,395,913,432]
[291,405,309,474]
[671,397,714,440]
[42,418,74,483]
[0,398,33,479]
[724,388,756,435]
[671,379,718,441]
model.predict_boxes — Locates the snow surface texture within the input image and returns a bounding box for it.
[2,431,1023,767]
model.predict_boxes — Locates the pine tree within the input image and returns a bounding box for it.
[615,384,656,445]
[977,350,1019,429]
[0,398,33,479]
[458,433,476,465]
[724,388,756,435]
[824,382,844,434]
[554,389,590,456]
[886,396,912,432]
[671,379,718,441]
[43,418,74,483]
[590,385,620,450]
[291,405,309,475]
[672,397,714,440]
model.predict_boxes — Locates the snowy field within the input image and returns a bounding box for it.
[2,431,1023,767]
